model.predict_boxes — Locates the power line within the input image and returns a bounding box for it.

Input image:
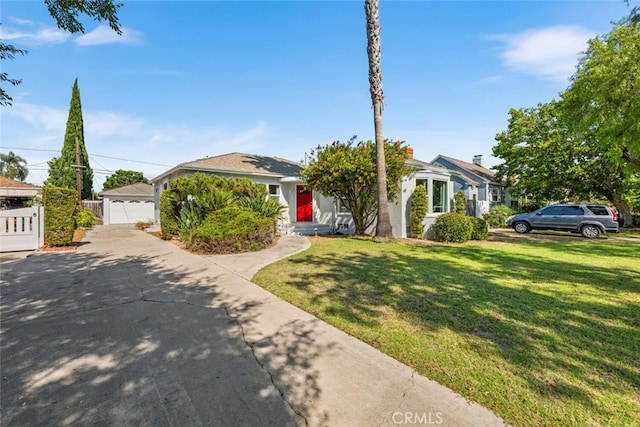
[1,146,172,168]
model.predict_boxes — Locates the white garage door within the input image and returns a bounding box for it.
[107,200,154,224]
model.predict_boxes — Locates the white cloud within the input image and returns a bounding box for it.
[491,25,595,82]
[0,26,69,45]
[74,26,142,46]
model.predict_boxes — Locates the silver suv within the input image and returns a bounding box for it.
[505,204,619,238]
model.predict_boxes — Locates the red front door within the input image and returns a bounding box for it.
[296,185,312,222]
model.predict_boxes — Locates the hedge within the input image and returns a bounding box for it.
[44,186,77,246]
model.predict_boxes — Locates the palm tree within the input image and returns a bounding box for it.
[365,0,393,241]
[0,151,29,181]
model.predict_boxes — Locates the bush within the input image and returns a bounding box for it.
[409,186,427,238]
[483,205,515,228]
[160,190,180,239]
[433,213,473,243]
[471,217,489,240]
[44,186,77,246]
[453,191,466,215]
[75,209,95,228]
[188,206,276,254]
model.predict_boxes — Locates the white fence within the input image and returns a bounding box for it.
[0,207,44,252]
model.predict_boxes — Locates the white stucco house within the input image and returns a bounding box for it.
[151,153,350,235]
[100,183,155,225]
[152,150,460,239]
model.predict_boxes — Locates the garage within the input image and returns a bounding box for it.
[100,183,154,225]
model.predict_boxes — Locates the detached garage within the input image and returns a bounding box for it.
[100,183,154,225]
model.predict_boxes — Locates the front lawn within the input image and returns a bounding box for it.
[252,237,640,426]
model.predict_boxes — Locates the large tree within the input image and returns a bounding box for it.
[0,151,29,181]
[364,0,393,241]
[103,169,149,191]
[301,137,411,235]
[1,0,122,106]
[493,18,640,226]
[46,78,93,199]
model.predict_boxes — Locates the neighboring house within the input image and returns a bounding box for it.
[0,176,41,209]
[431,154,511,217]
[388,148,457,239]
[0,177,44,252]
[100,183,155,225]
[151,153,347,235]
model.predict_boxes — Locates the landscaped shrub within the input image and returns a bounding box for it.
[409,185,427,238]
[453,191,466,215]
[483,205,515,228]
[237,195,286,221]
[470,217,489,240]
[188,206,276,253]
[160,190,180,239]
[75,208,95,228]
[433,212,472,243]
[44,186,77,246]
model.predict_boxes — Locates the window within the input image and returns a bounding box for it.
[432,180,447,213]
[489,185,505,203]
[268,184,280,200]
[541,205,563,216]
[337,198,350,213]
[562,206,584,215]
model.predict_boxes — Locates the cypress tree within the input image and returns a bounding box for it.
[46,78,93,199]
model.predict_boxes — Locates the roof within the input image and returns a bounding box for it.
[405,158,458,175]
[100,182,154,197]
[153,152,304,183]
[0,176,41,189]
[432,155,498,185]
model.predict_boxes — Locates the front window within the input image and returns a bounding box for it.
[489,185,505,203]
[268,184,280,200]
[432,180,447,213]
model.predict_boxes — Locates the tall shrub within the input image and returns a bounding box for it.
[44,186,77,246]
[409,185,427,238]
[454,191,466,215]
[160,190,180,239]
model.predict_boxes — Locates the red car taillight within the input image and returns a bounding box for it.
[608,207,618,223]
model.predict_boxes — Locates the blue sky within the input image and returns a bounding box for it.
[0,0,634,191]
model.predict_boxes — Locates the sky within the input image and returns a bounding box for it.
[0,0,635,191]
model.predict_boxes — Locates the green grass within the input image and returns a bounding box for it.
[252,236,640,426]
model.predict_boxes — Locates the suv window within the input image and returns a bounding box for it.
[541,206,563,215]
[562,206,584,215]
[586,205,609,215]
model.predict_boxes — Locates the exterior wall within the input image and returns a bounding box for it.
[391,172,455,239]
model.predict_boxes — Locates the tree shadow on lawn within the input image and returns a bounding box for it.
[280,241,640,424]
[0,250,324,426]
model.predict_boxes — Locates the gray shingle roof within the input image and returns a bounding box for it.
[100,182,153,197]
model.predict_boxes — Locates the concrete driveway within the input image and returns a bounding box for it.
[1,225,504,426]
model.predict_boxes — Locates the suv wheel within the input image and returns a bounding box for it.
[581,224,601,238]
[513,221,531,234]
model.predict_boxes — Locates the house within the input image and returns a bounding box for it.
[388,148,458,239]
[100,183,155,225]
[0,176,42,209]
[151,153,347,235]
[431,154,511,217]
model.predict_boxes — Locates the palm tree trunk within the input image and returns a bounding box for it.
[365,0,393,241]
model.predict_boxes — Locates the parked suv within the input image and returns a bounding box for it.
[505,204,619,238]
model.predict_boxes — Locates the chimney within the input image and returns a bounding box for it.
[472,155,483,167]
[405,147,414,159]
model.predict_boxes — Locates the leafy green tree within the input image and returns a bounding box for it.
[493,20,640,226]
[45,78,93,199]
[1,1,122,106]
[103,169,149,190]
[364,0,393,241]
[301,137,411,235]
[0,151,29,181]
